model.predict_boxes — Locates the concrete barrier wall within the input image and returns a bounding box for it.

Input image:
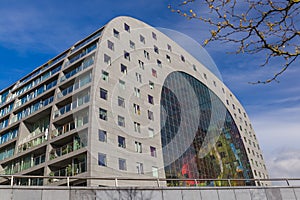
[0,186,300,200]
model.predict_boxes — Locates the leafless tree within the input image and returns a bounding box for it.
[169,0,300,83]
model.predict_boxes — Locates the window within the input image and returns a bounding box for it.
[136,162,144,174]
[213,81,217,87]
[118,136,126,148]
[107,40,114,51]
[99,108,107,121]
[203,73,207,79]
[238,108,241,114]
[119,158,127,171]
[98,129,107,142]
[181,55,185,62]
[135,141,142,153]
[167,44,172,52]
[140,34,145,44]
[157,59,162,67]
[166,54,171,63]
[98,153,107,166]
[134,87,141,98]
[118,115,125,127]
[130,40,135,49]
[101,70,109,81]
[134,122,141,133]
[124,51,130,61]
[138,60,144,69]
[148,95,154,104]
[152,69,157,78]
[100,88,108,100]
[136,73,142,83]
[226,99,229,105]
[148,110,154,120]
[152,166,158,177]
[124,23,130,32]
[152,32,157,40]
[193,64,197,71]
[150,146,157,157]
[113,29,119,38]
[119,79,125,89]
[120,64,127,74]
[104,54,111,65]
[144,50,150,60]
[118,96,125,108]
[149,81,154,89]
[133,103,141,115]
[154,45,159,54]
[148,128,154,138]
[222,87,225,93]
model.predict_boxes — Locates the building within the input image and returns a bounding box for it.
[0,16,268,186]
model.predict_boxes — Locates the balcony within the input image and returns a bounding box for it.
[64,43,97,68]
[17,134,47,154]
[49,139,86,160]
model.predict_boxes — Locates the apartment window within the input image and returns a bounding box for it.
[101,70,109,81]
[148,110,154,120]
[157,59,162,67]
[222,87,225,93]
[119,79,125,89]
[148,95,154,104]
[98,129,107,142]
[136,162,144,174]
[134,121,141,133]
[118,115,125,127]
[135,141,142,153]
[166,54,171,63]
[152,166,158,177]
[150,146,157,157]
[136,73,142,83]
[124,23,130,32]
[148,128,154,138]
[203,73,207,79]
[140,34,145,44]
[152,69,157,78]
[119,158,127,171]
[100,88,108,100]
[134,87,141,98]
[152,32,157,40]
[124,51,130,61]
[154,45,159,54]
[213,81,217,87]
[120,64,127,74]
[149,81,154,89]
[232,104,235,110]
[238,108,241,114]
[133,103,141,115]
[193,64,197,71]
[104,54,111,65]
[138,60,144,69]
[107,40,114,51]
[226,99,229,105]
[181,55,185,62]
[98,153,107,166]
[99,108,107,121]
[118,136,126,148]
[113,29,120,38]
[252,150,255,156]
[130,40,135,49]
[244,112,247,118]
[144,50,150,60]
[118,96,125,108]
[167,44,172,52]
[247,148,251,154]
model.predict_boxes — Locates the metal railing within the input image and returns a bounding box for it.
[1,175,300,188]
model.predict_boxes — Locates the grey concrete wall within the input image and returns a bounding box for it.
[1,186,300,200]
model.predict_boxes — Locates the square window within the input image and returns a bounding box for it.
[154,45,159,54]
[118,136,126,148]
[181,55,185,62]
[134,121,141,133]
[98,129,107,142]
[101,70,109,81]
[119,158,127,170]
[118,115,125,127]
[136,73,142,83]
[167,44,172,52]
[124,23,130,32]
[118,96,125,108]
[135,141,142,153]
[104,54,111,65]
[193,64,197,71]
[99,108,107,120]
[166,54,171,63]
[130,40,135,49]
[157,59,162,67]
[152,69,157,78]
[113,29,119,38]
[136,162,144,174]
[121,64,127,74]
[203,73,207,79]
[148,95,154,104]
[152,32,157,40]
[149,81,154,89]
[138,60,144,70]
[100,88,108,100]
[148,128,154,138]
[152,166,158,177]
[133,103,141,115]
[107,40,114,51]
[98,153,107,166]
[144,50,150,60]
[140,35,145,44]
[119,79,126,89]
[124,51,130,61]
[148,110,154,120]
[134,87,141,98]
[150,146,157,157]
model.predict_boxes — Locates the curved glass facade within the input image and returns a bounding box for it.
[160,71,254,186]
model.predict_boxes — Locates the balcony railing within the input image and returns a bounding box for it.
[17,134,47,154]
[49,140,86,160]
[50,161,86,177]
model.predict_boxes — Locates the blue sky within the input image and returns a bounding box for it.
[0,0,299,178]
